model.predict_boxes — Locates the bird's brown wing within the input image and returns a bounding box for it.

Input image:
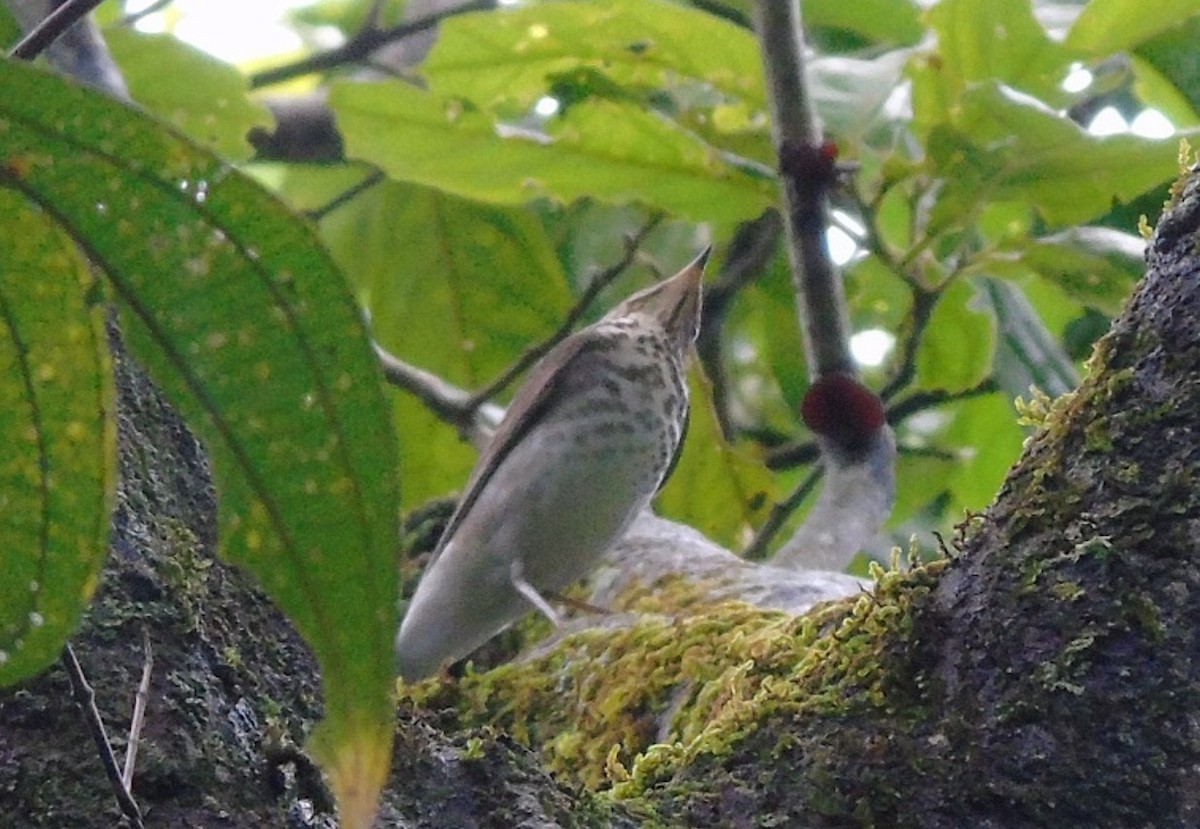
[427,327,614,564]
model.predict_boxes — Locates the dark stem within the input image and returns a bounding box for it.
[60,644,145,829]
[306,170,387,221]
[743,467,822,560]
[698,210,783,439]
[9,0,106,61]
[249,0,496,89]
[117,0,175,28]
[879,286,940,402]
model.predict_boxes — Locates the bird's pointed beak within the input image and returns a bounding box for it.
[614,247,709,348]
[657,246,708,346]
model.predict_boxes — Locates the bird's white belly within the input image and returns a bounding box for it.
[463,418,661,591]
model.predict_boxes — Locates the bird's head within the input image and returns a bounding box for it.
[608,247,709,353]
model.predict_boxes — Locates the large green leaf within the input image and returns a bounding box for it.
[1066,0,1200,54]
[1007,226,1145,315]
[330,80,775,224]
[943,391,1027,512]
[105,29,271,161]
[0,190,115,686]
[1136,17,1200,121]
[317,178,573,505]
[0,60,397,827]
[927,82,1185,227]
[423,0,764,109]
[981,278,1079,400]
[923,0,1074,106]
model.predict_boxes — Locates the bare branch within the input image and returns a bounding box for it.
[248,0,496,89]
[60,644,144,829]
[742,467,822,560]
[754,0,853,379]
[121,628,154,790]
[375,215,665,453]
[116,0,174,28]
[9,0,105,61]
[879,285,940,402]
[374,342,489,444]
[697,210,782,439]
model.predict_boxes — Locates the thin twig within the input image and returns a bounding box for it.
[305,170,386,221]
[249,0,495,89]
[697,210,782,439]
[885,377,998,423]
[9,0,106,60]
[374,343,479,436]
[879,286,940,402]
[117,0,174,28]
[463,213,665,410]
[122,628,154,790]
[61,644,145,829]
[743,467,822,560]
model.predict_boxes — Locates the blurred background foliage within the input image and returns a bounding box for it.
[60,0,1200,564]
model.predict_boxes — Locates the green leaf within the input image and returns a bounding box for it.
[0,61,397,826]
[1135,17,1200,121]
[928,82,1185,227]
[0,190,115,686]
[803,0,923,46]
[808,52,911,143]
[657,368,774,547]
[916,278,996,393]
[105,29,271,161]
[924,0,1074,105]
[1128,54,1200,129]
[1066,0,1200,54]
[330,80,775,224]
[943,391,1027,511]
[1011,226,1145,314]
[424,0,764,109]
[317,179,574,505]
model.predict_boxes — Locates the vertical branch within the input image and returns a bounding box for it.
[753,0,854,380]
[749,1,897,570]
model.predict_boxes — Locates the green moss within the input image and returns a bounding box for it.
[402,555,947,800]
[1051,580,1085,602]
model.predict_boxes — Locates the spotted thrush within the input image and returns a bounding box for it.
[396,249,708,680]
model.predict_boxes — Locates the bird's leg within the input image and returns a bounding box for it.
[510,560,563,627]
[547,592,613,616]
